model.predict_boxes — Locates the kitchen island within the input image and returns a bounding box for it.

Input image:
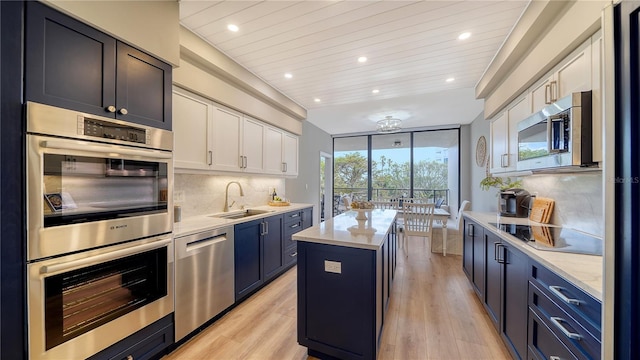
[293,209,397,360]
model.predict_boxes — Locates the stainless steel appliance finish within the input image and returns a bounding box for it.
[175,226,235,341]
[26,101,174,260]
[517,91,596,171]
[27,235,174,360]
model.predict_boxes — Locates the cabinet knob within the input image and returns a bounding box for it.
[126,355,134,360]
[106,105,116,113]
[119,108,128,115]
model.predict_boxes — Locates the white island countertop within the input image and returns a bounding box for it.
[293,209,397,250]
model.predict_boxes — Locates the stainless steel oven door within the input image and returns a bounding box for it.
[27,134,173,260]
[27,235,174,360]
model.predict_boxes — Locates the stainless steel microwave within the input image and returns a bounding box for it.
[517,91,596,171]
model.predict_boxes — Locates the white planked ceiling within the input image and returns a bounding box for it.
[179,0,529,135]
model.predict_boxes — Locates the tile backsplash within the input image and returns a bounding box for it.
[174,174,285,218]
[522,172,603,237]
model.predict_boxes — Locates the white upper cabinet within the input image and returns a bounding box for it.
[282,132,299,176]
[490,112,508,174]
[241,116,265,173]
[211,105,243,172]
[173,87,299,176]
[490,95,530,174]
[173,88,212,171]
[264,126,284,174]
[530,38,592,113]
[264,126,299,176]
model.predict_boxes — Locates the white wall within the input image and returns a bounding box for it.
[286,121,333,224]
[47,0,180,66]
[469,113,499,212]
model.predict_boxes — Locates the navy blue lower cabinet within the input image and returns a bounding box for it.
[501,242,529,360]
[297,239,391,360]
[87,314,174,360]
[234,219,263,301]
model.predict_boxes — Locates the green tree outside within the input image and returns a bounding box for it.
[334,151,448,200]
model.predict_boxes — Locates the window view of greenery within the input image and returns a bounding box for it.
[371,133,410,199]
[413,130,454,204]
[333,130,459,215]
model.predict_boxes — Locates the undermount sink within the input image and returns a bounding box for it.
[209,209,272,220]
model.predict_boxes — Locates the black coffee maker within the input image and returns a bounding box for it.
[499,188,531,217]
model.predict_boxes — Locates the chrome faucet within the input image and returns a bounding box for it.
[223,181,244,212]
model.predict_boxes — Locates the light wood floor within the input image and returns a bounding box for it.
[164,236,511,360]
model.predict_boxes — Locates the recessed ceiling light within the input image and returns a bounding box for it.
[372,89,380,94]
[228,24,239,32]
[314,98,321,103]
[284,73,293,79]
[446,77,455,82]
[358,56,368,63]
[458,32,471,40]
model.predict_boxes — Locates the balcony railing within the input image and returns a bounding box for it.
[333,187,450,215]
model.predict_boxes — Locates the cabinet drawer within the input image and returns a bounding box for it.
[88,315,173,360]
[528,310,577,360]
[530,261,601,335]
[284,245,298,267]
[283,210,303,224]
[529,282,600,359]
[284,219,303,235]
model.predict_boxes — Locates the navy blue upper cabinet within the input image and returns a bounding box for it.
[25,1,172,130]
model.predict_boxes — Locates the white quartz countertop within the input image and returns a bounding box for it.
[464,211,603,301]
[173,203,314,238]
[292,209,397,250]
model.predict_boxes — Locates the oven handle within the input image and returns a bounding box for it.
[40,140,172,159]
[40,238,171,275]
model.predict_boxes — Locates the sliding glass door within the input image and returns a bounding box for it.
[413,129,459,209]
[371,133,411,200]
[333,136,368,215]
[333,129,460,217]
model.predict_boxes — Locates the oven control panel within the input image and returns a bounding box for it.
[79,118,147,144]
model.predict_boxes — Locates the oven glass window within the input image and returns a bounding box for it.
[44,247,167,350]
[42,154,168,227]
[518,121,549,161]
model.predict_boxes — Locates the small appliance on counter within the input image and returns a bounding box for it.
[499,188,531,217]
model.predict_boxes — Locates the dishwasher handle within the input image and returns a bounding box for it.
[176,226,234,259]
[186,233,228,252]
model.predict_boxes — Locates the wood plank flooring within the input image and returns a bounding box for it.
[163,236,511,360]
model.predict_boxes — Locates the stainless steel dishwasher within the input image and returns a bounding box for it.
[175,226,234,341]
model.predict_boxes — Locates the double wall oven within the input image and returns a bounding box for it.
[26,102,174,360]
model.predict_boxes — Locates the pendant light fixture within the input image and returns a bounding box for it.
[376,115,402,133]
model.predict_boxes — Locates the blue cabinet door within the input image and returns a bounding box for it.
[502,242,528,359]
[25,1,172,130]
[263,215,283,280]
[115,42,172,129]
[484,232,501,329]
[471,222,485,298]
[234,219,263,301]
[26,1,116,116]
[462,219,474,279]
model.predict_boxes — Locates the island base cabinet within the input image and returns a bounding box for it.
[297,242,379,360]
